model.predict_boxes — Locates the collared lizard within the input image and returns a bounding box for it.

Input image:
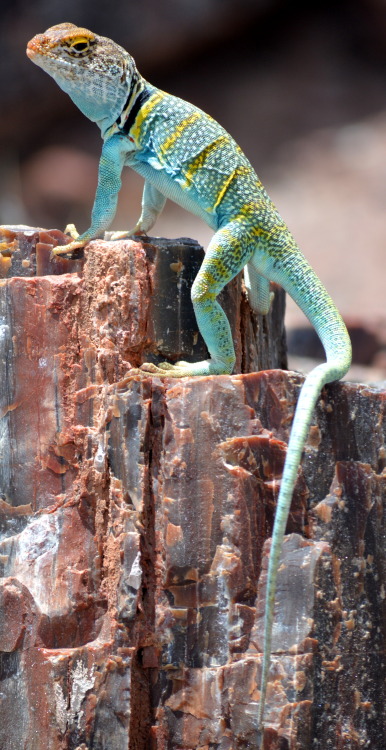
[27,23,352,730]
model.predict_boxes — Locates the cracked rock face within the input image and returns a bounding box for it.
[0,230,384,749]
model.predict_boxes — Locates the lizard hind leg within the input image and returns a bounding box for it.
[139,223,254,378]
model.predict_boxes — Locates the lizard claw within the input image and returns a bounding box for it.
[139,362,162,374]
[118,365,162,383]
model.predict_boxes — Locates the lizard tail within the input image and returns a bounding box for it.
[257,250,352,727]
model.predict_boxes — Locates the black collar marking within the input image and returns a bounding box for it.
[117,87,152,135]
[116,75,137,127]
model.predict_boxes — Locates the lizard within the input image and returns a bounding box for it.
[26,23,352,731]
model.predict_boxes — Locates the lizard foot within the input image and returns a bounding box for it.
[52,239,88,256]
[52,223,88,256]
[138,359,232,378]
[109,228,147,241]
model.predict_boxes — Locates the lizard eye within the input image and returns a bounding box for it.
[66,37,94,56]
[73,42,88,52]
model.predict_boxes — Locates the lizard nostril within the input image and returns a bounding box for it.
[26,38,40,57]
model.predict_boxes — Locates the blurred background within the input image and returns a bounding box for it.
[1,0,385,381]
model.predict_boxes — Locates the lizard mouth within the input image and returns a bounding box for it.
[26,42,73,72]
[26,42,36,59]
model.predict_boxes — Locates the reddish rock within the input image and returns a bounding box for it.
[0,230,384,749]
[0,225,83,277]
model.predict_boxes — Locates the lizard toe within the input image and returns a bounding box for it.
[52,239,87,256]
[64,223,80,240]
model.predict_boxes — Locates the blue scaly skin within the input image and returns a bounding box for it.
[27,24,352,729]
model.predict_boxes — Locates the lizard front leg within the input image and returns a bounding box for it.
[53,135,127,255]
[110,179,167,240]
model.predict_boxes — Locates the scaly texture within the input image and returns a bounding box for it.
[26,23,352,731]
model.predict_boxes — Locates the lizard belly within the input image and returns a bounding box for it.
[128,155,218,231]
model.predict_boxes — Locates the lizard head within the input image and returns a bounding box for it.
[27,23,139,130]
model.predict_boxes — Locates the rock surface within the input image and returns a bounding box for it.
[0,230,384,749]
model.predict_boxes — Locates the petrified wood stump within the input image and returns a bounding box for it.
[0,227,384,750]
